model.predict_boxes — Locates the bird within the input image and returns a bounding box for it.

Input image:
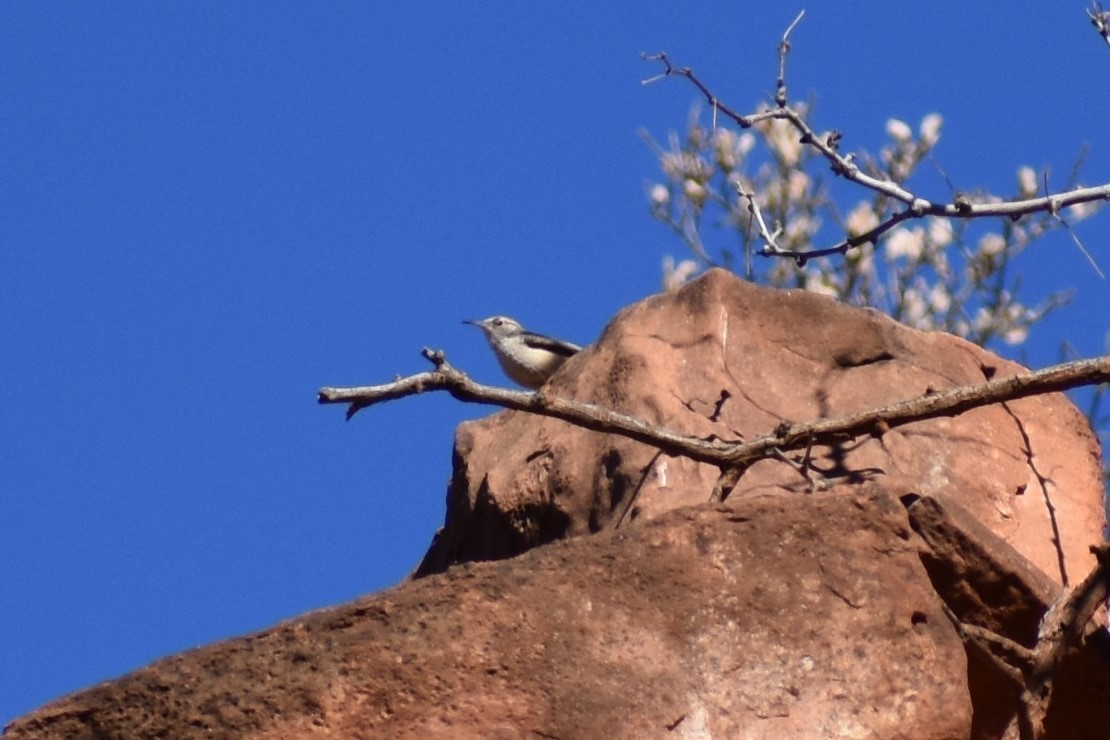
[464,315,581,389]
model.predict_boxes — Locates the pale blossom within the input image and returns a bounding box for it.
[845,202,879,236]
[804,272,839,297]
[713,129,738,171]
[901,286,928,326]
[683,178,707,203]
[883,146,913,181]
[786,214,818,243]
[690,154,713,181]
[737,132,756,157]
[927,218,954,249]
[687,122,706,149]
[787,170,810,201]
[1003,325,1029,345]
[1017,166,1038,197]
[919,113,943,147]
[661,152,684,180]
[662,151,711,182]
[886,118,912,142]
[846,244,874,274]
[663,256,700,291]
[928,284,951,314]
[649,184,670,207]
[764,120,802,167]
[977,233,1006,257]
[1068,199,1099,221]
[971,307,993,335]
[886,227,925,261]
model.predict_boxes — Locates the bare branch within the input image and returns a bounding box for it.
[940,601,1034,679]
[942,543,1110,740]
[1030,543,1110,690]
[641,52,1110,262]
[737,184,785,254]
[640,52,752,128]
[708,463,746,504]
[321,348,733,461]
[718,355,1110,469]
[321,352,1110,500]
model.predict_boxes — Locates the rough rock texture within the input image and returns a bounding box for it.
[906,494,1110,739]
[907,494,1065,739]
[5,490,971,740]
[8,270,1108,739]
[417,269,1104,589]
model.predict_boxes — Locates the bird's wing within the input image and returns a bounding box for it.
[522,333,582,357]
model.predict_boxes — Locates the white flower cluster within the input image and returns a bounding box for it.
[645,104,1097,349]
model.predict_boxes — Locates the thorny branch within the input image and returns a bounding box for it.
[319,351,1110,502]
[641,13,1110,266]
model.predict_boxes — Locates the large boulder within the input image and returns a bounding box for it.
[8,269,1106,739]
[417,268,1104,590]
[4,490,971,740]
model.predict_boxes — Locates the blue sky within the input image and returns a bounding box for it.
[3,3,1109,724]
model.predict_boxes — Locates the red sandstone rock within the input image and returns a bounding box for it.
[8,270,1107,739]
[4,490,971,740]
[417,269,1104,590]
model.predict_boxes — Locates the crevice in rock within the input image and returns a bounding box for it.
[901,493,1110,739]
[833,349,895,368]
[999,401,1068,587]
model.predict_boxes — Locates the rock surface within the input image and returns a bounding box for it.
[417,269,1104,589]
[7,269,1107,739]
[4,490,971,740]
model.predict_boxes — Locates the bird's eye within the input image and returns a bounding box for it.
[492,318,504,327]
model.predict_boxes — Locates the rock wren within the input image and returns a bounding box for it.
[464,315,581,389]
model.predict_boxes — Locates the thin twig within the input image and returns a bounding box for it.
[641,53,1110,263]
[1029,543,1110,691]
[737,185,784,253]
[775,10,806,107]
[640,52,752,128]
[1054,211,1105,278]
[770,445,829,491]
[708,464,746,503]
[935,543,1110,740]
[1043,170,1105,279]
